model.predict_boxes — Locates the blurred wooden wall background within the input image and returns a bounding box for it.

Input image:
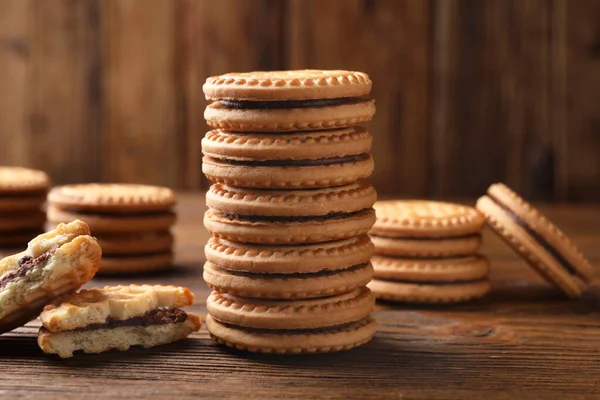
[0,0,598,200]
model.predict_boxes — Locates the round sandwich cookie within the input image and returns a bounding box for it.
[368,279,490,304]
[0,166,50,194]
[0,220,101,334]
[205,289,377,354]
[38,284,201,358]
[372,255,489,282]
[207,314,376,355]
[477,183,594,298]
[369,255,490,303]
[203,261,373,299]
[47,206,176,234]
[47,183,175,213]
[207,287,374,330]
[0,211,46,233]
[202,127,373,189]
[203,70,372,101]
[370,200,485,257]
[95,232,174,256]
[204,100,375,133]
[205,235,374,274]
[0,194,46,213]
[204,182,376,244]
[203,70,374,132]
[96,252,173,275]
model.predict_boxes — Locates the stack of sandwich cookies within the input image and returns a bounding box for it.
[38,284,201,358]
[0,167,50,249]
[202,70,378,353]
[477,183,594,298]
[0,220,101,334]
[47,184,176,274]
[369,200,490,303]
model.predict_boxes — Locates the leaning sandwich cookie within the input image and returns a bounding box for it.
[476,183,594,298]
[0,220,101,334]
[38,284,201,358]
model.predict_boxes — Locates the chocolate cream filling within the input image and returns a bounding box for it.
[489,194,583,280]
[219,263,368,279]
[74,307,188,332]
[214,318,369,335]
[0,247,57,290]
[215,153,370,167]
[221,208,369,223]
[220,97,357,110]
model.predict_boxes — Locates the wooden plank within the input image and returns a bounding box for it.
[286,0,431,197]
[0,0,30,167]
[101,0,180,186]
[553,0,600,201]
[0,0,101,184]
[175,0,284,190]
[2,194,600,399]
[432,0,555,200]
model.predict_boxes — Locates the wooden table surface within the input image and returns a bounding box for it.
[1,193,600,399]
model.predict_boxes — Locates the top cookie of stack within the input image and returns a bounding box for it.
[0,167,50,249]
[202,70,375,189]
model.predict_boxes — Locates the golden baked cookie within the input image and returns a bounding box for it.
[477,183,594,298]
[202,70,375,132]
[0,166,50,194]
[370,200,485,257]
[206,287,376,354]
[0,220,101,334]
[48,183,175,212]
[38,284,201,358]
[202,127,373,189]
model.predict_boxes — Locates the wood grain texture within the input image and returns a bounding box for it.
[0,0,598,199]
[0,0,30,167]
[101,0,180,186]
[1,194,600,399]
[287,0,431,196]
[432,0,556,200]
[555,0,600,201]
[0,0,101,184]
[176,0,284,189]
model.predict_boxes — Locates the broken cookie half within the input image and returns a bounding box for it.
[0,220,102,334]
[38,284,202,358]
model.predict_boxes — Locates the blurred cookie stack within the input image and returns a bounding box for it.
[0,167,49,249]
[47,184,176,274]
[201,70,378,353]
[368,200,490,303]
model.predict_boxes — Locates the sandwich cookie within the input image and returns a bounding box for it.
[38,284,201,358]
[0,166,50,194]
[0,167,50,249]
[203,70,375,132]
[370,200,485,257]
[206,287,376,354]
[477,183,594,298]
[46,206,176,234]
[204,182,376,244]
[47,184,177,274]
[204,236,374,298]
[202,127,373,189]
[369,255,490,303]
[0,220,101,334]
[47,183,175,212]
